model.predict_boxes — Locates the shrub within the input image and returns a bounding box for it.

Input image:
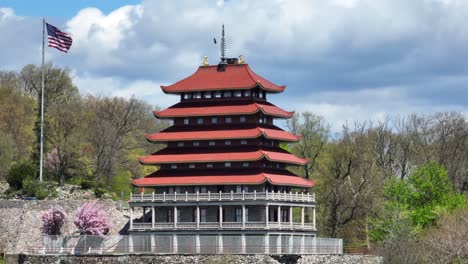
[41,206,67,235]
[6,162,35,190]
[80,179,96,190]
[22,178,49,199]
[74,202,111,235]
[93,187,107,198]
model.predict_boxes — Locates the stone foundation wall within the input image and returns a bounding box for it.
[6,254,383,264]
[0,200,128,255]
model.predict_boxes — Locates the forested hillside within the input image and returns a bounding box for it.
[0,64,169,199]
[1,64,467,262]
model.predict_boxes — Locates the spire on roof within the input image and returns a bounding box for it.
[220,24,226,62]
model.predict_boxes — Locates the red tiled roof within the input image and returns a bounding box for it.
[154,103,293,118]
[139,150,307,165]
[146,127,301,142]
[161,64,285,93]
[131,173,315,188]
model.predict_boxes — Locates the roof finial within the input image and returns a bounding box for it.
[220,24,226,62]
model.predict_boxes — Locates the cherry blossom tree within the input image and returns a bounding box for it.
[74,202,111,235]
[41,206,67,235]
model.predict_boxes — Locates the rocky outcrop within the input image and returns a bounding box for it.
[0,200,128,255]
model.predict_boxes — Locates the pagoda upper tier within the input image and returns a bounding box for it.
[154,101,294,119]
[146,126,301,143]
[161,64,285,94]
[133,61,314,189]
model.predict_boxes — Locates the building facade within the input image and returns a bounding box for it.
[128,57,318,254]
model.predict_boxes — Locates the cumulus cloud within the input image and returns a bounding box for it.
[1,0,468,130]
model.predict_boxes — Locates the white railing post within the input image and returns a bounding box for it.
[295,191,298,201]
[174,206,177,228]
[242,205,246,229]
[265,205,269,229]
[196,206,200,229]
[290,191,292,201]
[301,192,304,201]
[174,191,177,201]
[163,191,166,201]
[301,207,305,228]
[152,192,155,201]
[185,191,188,201]
[219,190,222,200]
[277,205,281,229]
[196,191,199,201]
[141,192,143,200]
[313,207,316,230]
[254,190,257,200]
[130,192,133,202]
[219,205,223,228]
[307,192,310,202]
[130,207,133,229]
[152,206,155,229]
[231,190,233,200]
[242,190,245,200]
[289,206,293,228]
[284,190,286,200]
[208,190,211,201]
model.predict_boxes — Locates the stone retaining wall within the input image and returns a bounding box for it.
[0,200,128,254]
[6,254,383,264]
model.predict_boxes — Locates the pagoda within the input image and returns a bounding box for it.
[128,27,317,254]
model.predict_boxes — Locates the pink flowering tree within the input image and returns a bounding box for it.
[74,202,111,235]
[41,206,67,235]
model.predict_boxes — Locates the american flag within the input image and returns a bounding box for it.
[46,22,72,53]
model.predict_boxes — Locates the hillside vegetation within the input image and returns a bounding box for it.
[1,64,467,263]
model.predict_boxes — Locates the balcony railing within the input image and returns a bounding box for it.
[130,191,315,203]
[130,222,316,231]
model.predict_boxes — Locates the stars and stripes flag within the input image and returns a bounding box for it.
[46,22,72,53]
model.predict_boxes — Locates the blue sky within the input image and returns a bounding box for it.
[1,0,468,131]
[0,0,140,18]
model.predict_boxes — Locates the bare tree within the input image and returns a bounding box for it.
[286,112,328,179]
[46,96,84,185]
[319,122,381,238]
[85,96,168,186]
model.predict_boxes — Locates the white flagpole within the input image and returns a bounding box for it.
[39,18,45,182]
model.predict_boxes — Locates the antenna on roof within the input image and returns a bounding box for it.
[220,24,226,62]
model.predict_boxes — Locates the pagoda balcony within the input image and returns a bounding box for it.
[130,190,315,204]
[130,221,316,231]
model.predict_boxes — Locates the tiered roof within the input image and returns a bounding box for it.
[133,63,314,189]
[146,127,301,142]
[161,64,285,93]
[154,102,294,118]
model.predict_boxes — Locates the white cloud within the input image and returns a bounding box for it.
[2,0,468,130]
[73,74,178,108]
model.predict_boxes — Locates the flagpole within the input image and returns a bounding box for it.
[39,18,45,182]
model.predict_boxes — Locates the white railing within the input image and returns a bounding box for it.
[131,191,315,203]
[131,222,316,231]
[37,235,343,255]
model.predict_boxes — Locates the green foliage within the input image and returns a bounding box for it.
[22,178,52,199]
[371,162,467,242]
[0,132,15,179]
[110,170,133,200]
[93,186,107,198]
[6,162,35,190]
[385,162,466,227]
[80,179,97,190]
